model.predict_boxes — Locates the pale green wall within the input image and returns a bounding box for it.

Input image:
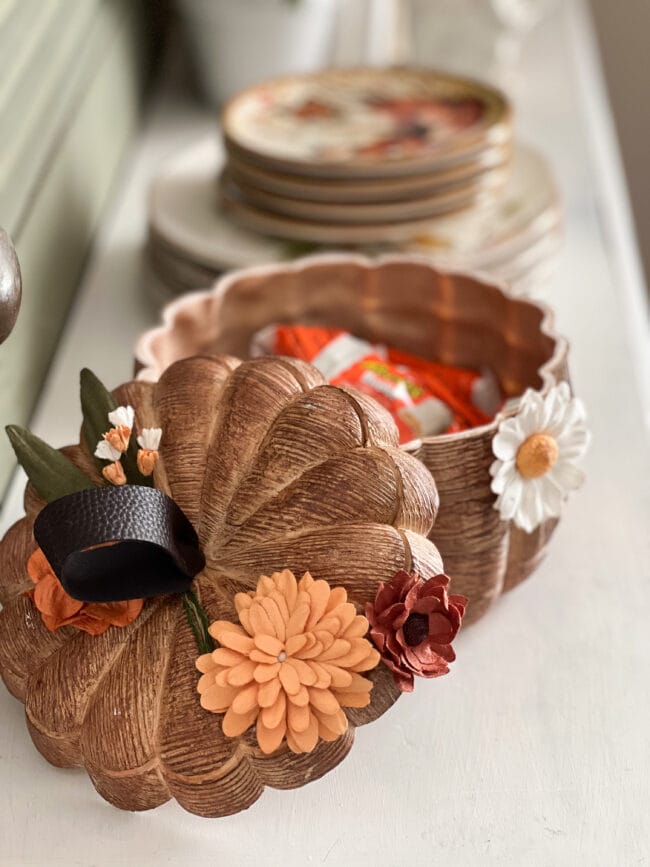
[0,0,151,494]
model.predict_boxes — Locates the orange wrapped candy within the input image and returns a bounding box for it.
[255,324,501,444]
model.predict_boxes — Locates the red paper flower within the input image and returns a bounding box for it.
[366,571,467,692]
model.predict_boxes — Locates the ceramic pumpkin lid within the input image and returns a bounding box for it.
[0,356,470,817]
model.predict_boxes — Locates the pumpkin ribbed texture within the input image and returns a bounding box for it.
[0,356,443,817]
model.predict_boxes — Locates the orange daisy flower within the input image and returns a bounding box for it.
[196,570,380,755]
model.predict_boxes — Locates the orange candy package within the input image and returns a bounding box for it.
[254,324,502,444]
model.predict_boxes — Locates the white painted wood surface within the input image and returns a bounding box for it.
[1,2,649,864]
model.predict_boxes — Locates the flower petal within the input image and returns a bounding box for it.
[199,682,238,713]
[250,649,278,664]
[513,481,544,532]
[342,615,370,639]
[495,474,524,522]
[260,596,287,642]
[279,661,301,695]
[325,586,348,612]
[312,707,348,737]
[336,690,371,708]
[490,462,516,496]
[285,633,308,656]
[317,638,351,662]
[550,460,585,491]
[517,392,544,436]
[136,427,162,450]
[305,579,331,629]
[285,657,317,686]
[261,689,286,730]
[94,439,121,462]
[249,601,276,637]
[196,653,215,674]
[307,687,340,715]
[212,647,246,667]
[538,475,565,518]
[319,663,352,688]
[309,661,332,688]
[254,662,281,683]
[288,684,310,707]
[287,699,311,733]
[492,427,521,461]
[226,659,256,686]
[108,405,134,429]
[288,711,318,753]
[275,569,298,611]
[222,706,258,738]
[214,629,254,655]
[286,602,310,638]
[257,676,281,708]
[231,681,259,715]
[556,424,590,460]
[254,633,283,657]
[256,715,286,754]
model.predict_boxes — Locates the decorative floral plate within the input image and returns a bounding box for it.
[223,67,512,178]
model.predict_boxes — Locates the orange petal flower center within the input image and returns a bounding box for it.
[516,433,559,479]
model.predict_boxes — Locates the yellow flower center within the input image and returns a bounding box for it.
[516,433,559,479]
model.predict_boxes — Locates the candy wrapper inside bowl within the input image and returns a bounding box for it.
[251,323,503,443]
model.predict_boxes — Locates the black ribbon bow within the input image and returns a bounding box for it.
[34,485,205,602]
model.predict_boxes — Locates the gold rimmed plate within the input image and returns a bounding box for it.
[226,142,511,204]
[219,182,497,244]
[220,167,509,226]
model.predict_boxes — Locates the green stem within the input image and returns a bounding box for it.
[182,589,214,655]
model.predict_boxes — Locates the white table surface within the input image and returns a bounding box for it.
[2,2,650,865]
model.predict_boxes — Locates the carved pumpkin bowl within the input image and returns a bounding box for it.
[135,254,571,623]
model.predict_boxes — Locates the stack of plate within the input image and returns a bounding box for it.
[147,136,562,302]
[218,67,513,244]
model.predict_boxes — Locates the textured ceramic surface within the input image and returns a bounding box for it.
[0,355,445,816]
[135,255,570,623]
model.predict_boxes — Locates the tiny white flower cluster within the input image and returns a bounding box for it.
[93,404,162,486]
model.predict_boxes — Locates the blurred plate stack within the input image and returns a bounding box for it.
[147,67,562,301]
[148,137,561,301]
[218,67,513,243]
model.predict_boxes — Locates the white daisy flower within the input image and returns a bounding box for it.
[107,405,135,430]
[95,439,122,462]
[490,382,590,533]
[137,428,162,450]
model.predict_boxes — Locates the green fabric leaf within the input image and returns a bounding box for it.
[80,368,151,486]
[6,425,95,503]
[80,367,118,462]
[182,590,214,655]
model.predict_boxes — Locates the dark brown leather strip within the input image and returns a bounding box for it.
[34,486,205,602]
